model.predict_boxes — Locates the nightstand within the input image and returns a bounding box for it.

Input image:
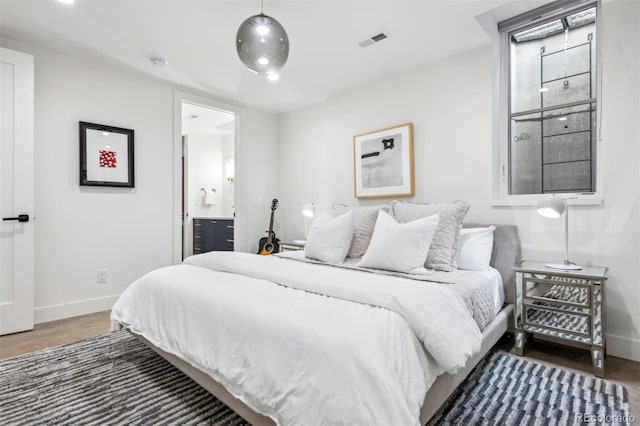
[279,241,305,252]
[513,261,608,377]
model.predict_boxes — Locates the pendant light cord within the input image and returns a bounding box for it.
[261,0,264,14]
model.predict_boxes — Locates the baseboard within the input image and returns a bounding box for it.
[607,333,640,362]
[34,294,120,324]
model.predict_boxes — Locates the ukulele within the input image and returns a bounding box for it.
[258,199,280,255]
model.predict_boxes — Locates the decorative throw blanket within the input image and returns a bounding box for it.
[276,251,498,331]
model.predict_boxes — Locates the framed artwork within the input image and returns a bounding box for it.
[79,121,134,188]
[353,122,414,199]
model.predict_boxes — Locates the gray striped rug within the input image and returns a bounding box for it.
[0,331,248,425]
[0,331,630,425]
[428,352,630,426]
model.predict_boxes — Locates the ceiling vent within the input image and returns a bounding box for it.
[150,57,168,68]
[358,31,389,48]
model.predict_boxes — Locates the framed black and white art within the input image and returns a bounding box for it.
[79,121,135,188]
[353,122,414,199]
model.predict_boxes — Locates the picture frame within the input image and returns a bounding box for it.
[353,122,414,199]
[79,121,135,188]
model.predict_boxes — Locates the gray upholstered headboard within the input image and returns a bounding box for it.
[463,223,521,305]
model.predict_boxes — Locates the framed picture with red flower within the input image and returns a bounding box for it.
[79,121,134,188]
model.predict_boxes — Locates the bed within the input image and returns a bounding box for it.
[111,222,520,426]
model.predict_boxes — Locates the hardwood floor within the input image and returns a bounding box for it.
[0,311,111,360]
[1,312,638,420]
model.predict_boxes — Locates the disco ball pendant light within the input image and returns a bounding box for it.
[236,0,289,77]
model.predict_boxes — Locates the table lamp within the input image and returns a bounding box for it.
[301,203,316,241]
[536,196,582,270]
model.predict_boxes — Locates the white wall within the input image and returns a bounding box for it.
[236,108,280,252]
[278,0,640,361]
[0,39,279,322]
[187,132,225,219]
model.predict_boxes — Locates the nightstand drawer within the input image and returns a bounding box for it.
[522,280,590,308]
[525,304,591,337]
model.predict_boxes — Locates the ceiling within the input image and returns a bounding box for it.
[182,103,235,136]
[0,0,529,114]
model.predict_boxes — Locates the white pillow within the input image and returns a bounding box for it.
[457,226,496,271]
[357,211,439,273]
[305,210,354,263]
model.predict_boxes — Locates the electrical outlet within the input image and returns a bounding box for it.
[97,269,108,284]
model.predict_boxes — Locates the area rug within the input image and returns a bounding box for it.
[428,351,630,426]
[0,331,630,425]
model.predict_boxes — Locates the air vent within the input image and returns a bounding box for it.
[358,31,389,48]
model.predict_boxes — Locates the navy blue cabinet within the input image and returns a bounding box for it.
[193,218,234,254]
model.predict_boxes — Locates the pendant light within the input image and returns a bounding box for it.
[236,0,289,78]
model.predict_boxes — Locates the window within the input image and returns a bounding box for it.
[499,1,599,199]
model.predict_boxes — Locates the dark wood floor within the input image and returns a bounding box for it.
[1,312,638,419]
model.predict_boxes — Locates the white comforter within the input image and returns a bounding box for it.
[111,252,485,426]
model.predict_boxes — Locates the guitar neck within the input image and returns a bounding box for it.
[266,211,275,242]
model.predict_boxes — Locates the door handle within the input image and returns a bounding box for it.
[3,214,29,223]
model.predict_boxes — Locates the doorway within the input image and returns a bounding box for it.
[181,103,236,259]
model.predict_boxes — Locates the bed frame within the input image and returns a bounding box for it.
[133,223,520,426]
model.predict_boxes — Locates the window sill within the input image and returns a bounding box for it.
[492,194,603,207]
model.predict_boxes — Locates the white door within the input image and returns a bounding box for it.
[0,47,34,335]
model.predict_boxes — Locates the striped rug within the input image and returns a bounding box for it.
[0,331,630,425]
[0,331,248,426]
[428,352,630,426]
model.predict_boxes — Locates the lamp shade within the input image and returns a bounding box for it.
[536,196,581,270]
[302,203,315,218]
[536,196,566,219]
[236,13,289,75]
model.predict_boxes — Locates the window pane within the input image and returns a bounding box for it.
[566,7,596,28]
[512,20,564,43]
[510,112,542,195]
[510,42,542,113]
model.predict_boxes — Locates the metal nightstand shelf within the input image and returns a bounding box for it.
[279,241,305,252]
[513,261,608,377]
